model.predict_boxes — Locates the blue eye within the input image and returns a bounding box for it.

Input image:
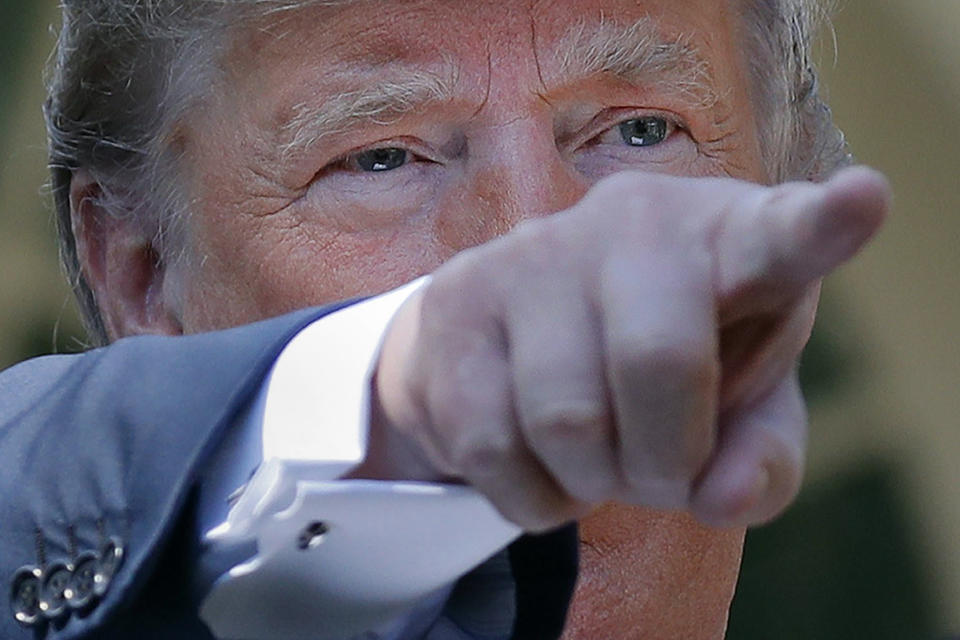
[352,147,410,172]
[618,117,669,147]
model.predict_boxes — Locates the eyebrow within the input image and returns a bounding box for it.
[277,65,457,157]
[551,16,720,108]
[276,15,719,157]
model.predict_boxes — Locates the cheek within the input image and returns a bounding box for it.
[575,142,697,180]
[572,133,751,183]
[301,163,443,232]
[177,205,451,332]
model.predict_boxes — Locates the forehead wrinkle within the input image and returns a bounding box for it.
[277,61,459,158]
[551,15,721,110]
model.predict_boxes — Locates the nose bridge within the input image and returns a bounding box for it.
[437,118,589,252]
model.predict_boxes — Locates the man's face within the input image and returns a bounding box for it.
[175,0,764,636]
[177,0,765,330]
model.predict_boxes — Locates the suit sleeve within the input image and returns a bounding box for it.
[0,304,346,639]
[0,299,580,640]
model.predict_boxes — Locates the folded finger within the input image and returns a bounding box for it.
[689,372,807,528]
[507,275,621,504]
[421,329,588,532]
[600,250,719,510]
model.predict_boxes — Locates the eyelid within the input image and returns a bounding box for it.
[324,136,444,174]
[567,108,687,151]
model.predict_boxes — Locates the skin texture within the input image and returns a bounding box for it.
[68,1,890,638]
[176,0,767,329]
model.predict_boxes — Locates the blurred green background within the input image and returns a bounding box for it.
[1,2,958,638]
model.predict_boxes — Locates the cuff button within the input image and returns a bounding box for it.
[67,553,99,610]
[10,567,43,627]
[39,563,72,620]
[94,537,124,598]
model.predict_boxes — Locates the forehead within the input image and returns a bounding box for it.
[225,0,745,88]
[235,0,740,42]
[216,0,750,150]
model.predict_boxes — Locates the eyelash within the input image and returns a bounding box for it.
[325,139,430,175]
[578,109,684,150]
[327,111,686,174]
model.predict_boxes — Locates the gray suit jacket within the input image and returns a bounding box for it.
[0,303,576,640]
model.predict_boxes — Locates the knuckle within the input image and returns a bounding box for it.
[621,471,691,510]
[500,219,579,286]
[424,248,503,321]
[448,430,518,479]
[425,376,473,429]
[614,334,717,388]
[523,402,610,447]
[420,267,471,323]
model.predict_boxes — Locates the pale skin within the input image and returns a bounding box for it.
[69,0,890,638]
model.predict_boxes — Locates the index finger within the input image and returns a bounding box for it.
[713,166,890,322]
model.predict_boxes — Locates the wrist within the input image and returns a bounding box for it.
[346,372,447,482]
[347,289,449,483]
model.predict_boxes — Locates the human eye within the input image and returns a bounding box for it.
[588,114,678,149]
[345,146,412,172]
[571,111,696,179]
[615,116,672,147]
[301,136,443,218]
[569,111,684,160]
[323,137,444,178]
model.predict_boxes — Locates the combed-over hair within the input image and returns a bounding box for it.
[44,0,846,345]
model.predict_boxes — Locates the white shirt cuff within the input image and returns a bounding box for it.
[198,278,522,640]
